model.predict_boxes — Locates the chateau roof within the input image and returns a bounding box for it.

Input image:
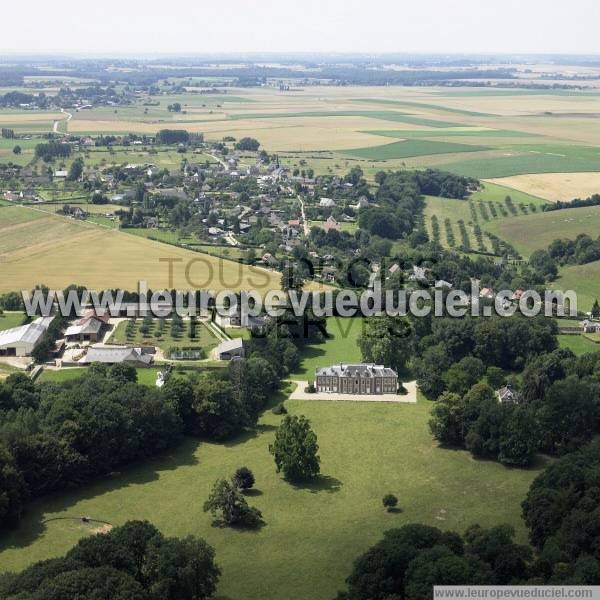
[316,363,397,378]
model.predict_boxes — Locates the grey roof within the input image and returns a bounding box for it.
[65,318,103,337]
[216,338,244,354]
[316,363,397,378]
[82,346,152,365]
[0,316,54,348]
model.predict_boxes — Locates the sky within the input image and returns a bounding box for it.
[2,0,599,56]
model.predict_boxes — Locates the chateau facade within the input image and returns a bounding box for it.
[315,364,398,395]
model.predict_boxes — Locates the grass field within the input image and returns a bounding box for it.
[486,205,600,256]
[558,334,600,355]
[0,312,26,332]
[552,260,600,313]
[38,366,184,386]
[471,182,547,207]
[287,317,365,380]
[442,144,600,178]
[343,139,488,160]
[0,395,547,600]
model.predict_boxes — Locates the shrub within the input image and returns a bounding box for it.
[232,467,255,490]
[272,402,287,415]
[382,494,398,512]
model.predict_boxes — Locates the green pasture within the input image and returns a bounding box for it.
[0,395,546,600]
[442,144,600,178]
[342,139,488,161]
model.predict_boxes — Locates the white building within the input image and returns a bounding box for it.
[215,338,245,360]
[0,316,55,357]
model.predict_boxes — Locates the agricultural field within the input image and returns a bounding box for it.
[0,205,282,294]
[0,138,39,166]
[486,172,600,202]
[342,139,488,161]
[423,184,547,254]
[486,204,600,256]
[0,395,546,600]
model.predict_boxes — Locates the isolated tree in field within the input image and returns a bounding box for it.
[12,145,21,155]
[269,415,320,481]
[592,299,600,318]
[232,467,255,490]
[382,494,398,512]
[203,478,262,528]
[235,137,260,151]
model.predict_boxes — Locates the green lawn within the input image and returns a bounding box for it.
[0,397,547,600]
[558,334,600,355]
[487,205,600,256]
[0,312,26,332]
[308,219,358,233]
[225,327,251,340]
[38,367,195,386]
[471,181,547,207]
[552,261,600,314]
[287,317,364,380]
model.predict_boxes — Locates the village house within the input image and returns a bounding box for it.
[319,197,336,208]
[323,215,339,231]
[321,266,336,283]
[497,385,522,404]
[262,252,278,267]
[315,364,398,395]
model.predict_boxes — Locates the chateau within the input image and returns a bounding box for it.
[315,364,398,395]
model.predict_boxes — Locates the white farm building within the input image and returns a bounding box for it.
[0,316,55,357]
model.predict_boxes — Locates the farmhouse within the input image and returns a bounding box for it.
[316,364,398,395]
[80,345,153,367]
[0,316,55,357]
[324,216,339,231]
[497,384,522,404]
[64,311,110,343]
[319,197,336,208]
